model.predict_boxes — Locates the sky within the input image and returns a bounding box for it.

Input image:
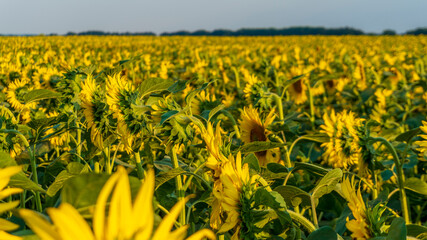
[1,0,426,35]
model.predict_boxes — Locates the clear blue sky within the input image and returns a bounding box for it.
[2,0,426,35]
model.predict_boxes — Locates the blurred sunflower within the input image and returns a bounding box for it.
[0,166,24,240]
[211,152,259,239]
[414,120,427,160]
[287,66,308,105]
[4,78,37,123]
[341,177,371,240]
[243,74,269,109]
[20,166,215,240]
[190,90,220,117]
[199,122,229,178]
[43,111,69,150]
[80,75,116,149]
[320,110,365,169]
[106,74,146,153]
[0,106,22,158]
[239,106,280,166]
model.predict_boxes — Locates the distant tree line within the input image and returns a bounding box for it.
[2,27,426,36]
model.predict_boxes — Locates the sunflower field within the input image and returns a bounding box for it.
[0,35,426,239]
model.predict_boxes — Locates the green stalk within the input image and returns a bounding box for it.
[75,113,82,163]
[220,110,241,139]
[171,145,185,225]
[16,133,42,212]
[310,196,319,228]
[134,151,144,180]
[272,93,284,121]
[307,82,315,127]
[369,137,410,223]
[104,147,112,174]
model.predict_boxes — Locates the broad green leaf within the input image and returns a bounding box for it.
[295,133,329,144]
[395,128,420,142]
[283,74,305,89]
[288,210,316,233]
[312,168,342,202]
[208,104,225,122]
[24,89,62,104]
[27,114,66,131]
[406,224,427,239]
[138,78,174,99]
[0,151,45,193]
[293,162,329,177]
[307,226,344,240]
[275,185,311,208]
[155,167,186,190]
[243,153,260,172]
[160,110,179,125]
[267,162,288,173]
[62,173,141,215]
[238,141,284,154]
[47,162,90,197]
[168,79,189,93]
[254,188,287,210]
[386,218,406,240]
[404,177,427,195]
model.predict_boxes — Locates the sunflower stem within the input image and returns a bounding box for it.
[134,151,144,180]
[171,145,186,226]
[272,93,284,121]
[368,137,410,223]
[310,196,319,229]
[220,110,240,138]
[15,132,42,212]
[307,82,315,127]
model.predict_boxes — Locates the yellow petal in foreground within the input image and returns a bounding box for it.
[19,209,60,240]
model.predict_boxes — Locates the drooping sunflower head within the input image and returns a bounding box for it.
[199,122,229,177]
[80,75,116,149]
[238,106,280,166]
[243,74,269,108]
[106,74,147,153]
[320,110,365,169]
[190,90,220,117]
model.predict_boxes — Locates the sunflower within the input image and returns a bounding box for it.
[19,166,215,240]
[239,106,280,166]
[320,110,365,169]
[341,177,371,240]
[190,90,220,116]
[0,106,22,158]
[4,78,37,123]
[44,111,69,149]
[287,66,308,105]
[414,120,427,160]
[0,166,24,240]
[80,75,115,149]
[106,74,146,153]
[199,122,229,178]
[242,74,269,108]
[211,152,259,239]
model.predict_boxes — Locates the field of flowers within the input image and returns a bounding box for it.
[0,35,426,239]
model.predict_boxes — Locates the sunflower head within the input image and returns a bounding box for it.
[239,106,280,166]
[106,74,148,153]
[0,106,22,158]
[190,90,220,117]
[320,110,365,169]
[80,75,116,149]
[287,66,308,105]
[414,120,427,160]
[243,74,270,109]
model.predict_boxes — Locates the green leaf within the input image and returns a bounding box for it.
[307,226,343,240]
[404,178,427,196]
[254,188,287,210]
[155,167,186,190]
[138,78,174,99]
[312,168,342,202]
[283,74,305,90]
[47,162,90,197]
[395,128,420,142]
[293,162,329,177]
[24,89,62,104]
[386,218,406,240]
[168,79,189,93]
[406,224,427,239]
[238,141,284,154]
[296,133,329,143]
[267,163,288,173]
[274,185,311,208]
[0,151,45,193]
[243,153,260,172]
[62,173,141,215]
[208,104,225,122]
[160,110,179,125]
